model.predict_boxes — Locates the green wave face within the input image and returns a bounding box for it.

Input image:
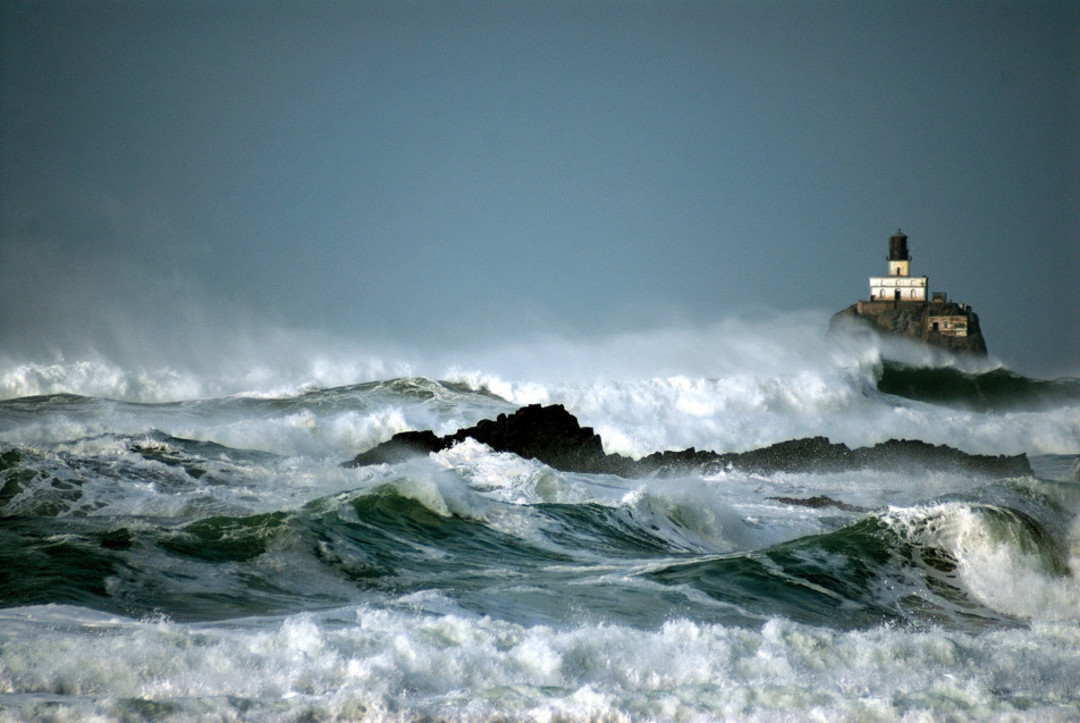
[3,433,1072,632]
[877,361,1080,411]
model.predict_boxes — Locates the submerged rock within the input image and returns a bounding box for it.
[347,430,444,467]
[768,495,868,513]
[345,404,1032,479]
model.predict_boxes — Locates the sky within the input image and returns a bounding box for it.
[2,0,1078,379]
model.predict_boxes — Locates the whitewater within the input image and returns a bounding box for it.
[2,315,1079,721]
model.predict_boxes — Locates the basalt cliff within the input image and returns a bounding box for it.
[829,300,988,356]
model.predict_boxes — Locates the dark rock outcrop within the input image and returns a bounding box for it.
[346,404,606,473]
[829,301,988,356]
[345,404,1031,479]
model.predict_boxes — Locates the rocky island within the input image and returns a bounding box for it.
[828,229,988,356]
[344,403,1030,479]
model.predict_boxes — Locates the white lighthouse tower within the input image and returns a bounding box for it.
[869,229,927,302]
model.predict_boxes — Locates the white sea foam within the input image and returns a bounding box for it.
[435,438,577,505]
[3,313,1076,456]
[0,344,414,404]
[446,369,1079,457]
[2,604,1078,721]
[884,502,1080,622]
[0,434,385,521]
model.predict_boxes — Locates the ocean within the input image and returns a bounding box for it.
[2,318,1079,721]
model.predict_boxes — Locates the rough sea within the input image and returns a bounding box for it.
[2,317,1079,721]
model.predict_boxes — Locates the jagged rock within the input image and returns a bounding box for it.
[450,404,606,472]
[345,404,1032,479]
[344,404,606,473]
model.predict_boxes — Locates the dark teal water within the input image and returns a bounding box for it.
[878,360,1080,411]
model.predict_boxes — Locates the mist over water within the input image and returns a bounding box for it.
[0,306,984,400]
[4,309,1076,459]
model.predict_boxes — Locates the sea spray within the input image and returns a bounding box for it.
[2,322,1079,720]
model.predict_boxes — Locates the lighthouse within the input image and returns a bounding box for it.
[869,229,927,302]
[831,229,988,355]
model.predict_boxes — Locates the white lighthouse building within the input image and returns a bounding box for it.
[838,229,984,353]
[869,229,927,302]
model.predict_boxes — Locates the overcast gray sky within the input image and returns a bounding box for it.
[2,0,1077,377]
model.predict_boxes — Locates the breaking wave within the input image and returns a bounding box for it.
[878,360,1080,411]
[2,318,1079,721]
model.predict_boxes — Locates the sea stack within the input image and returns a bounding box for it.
[829,229,988,356]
